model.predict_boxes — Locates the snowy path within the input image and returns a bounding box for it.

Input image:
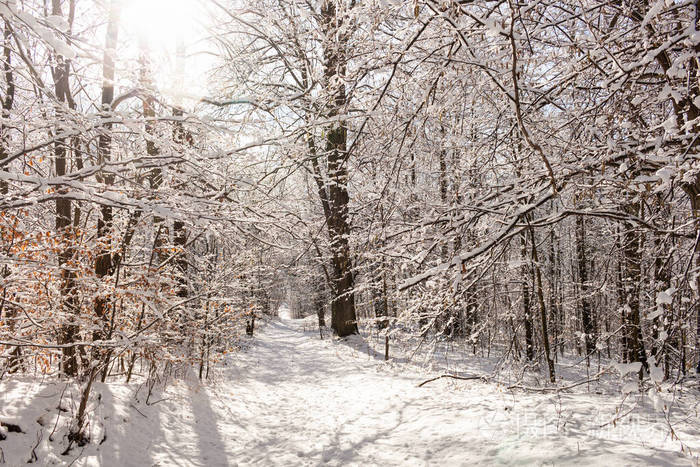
[1,318,696,466]
[162,319,693,466]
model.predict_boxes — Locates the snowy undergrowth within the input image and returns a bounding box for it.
[1,317,699,466]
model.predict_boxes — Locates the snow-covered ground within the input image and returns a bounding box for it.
[1,317,699,466]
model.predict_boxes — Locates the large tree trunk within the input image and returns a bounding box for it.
[320,0,357,337]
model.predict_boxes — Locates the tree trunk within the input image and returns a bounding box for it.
[320,0,357,337]
[0,18,14,196]
[373,265,388,330]
[548,224,562,358]
[0,17,16,370]
[93,0,120,366]
[575,214,596,356]
[520,231,534,361]
[528,223,555,382]
[52,0,79,378]
[172,38,189,308]
[621,204,649,377]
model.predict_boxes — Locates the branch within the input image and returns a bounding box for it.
[418,374,488,387]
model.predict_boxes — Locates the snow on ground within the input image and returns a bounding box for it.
[1,317,699,466]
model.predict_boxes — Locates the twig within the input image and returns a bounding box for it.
[129,404,148,419]
[66,446,86,467]
[27,430,42,463]
[599,397,636,428]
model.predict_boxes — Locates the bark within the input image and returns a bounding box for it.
[665,1,700,375]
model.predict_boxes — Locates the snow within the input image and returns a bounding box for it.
[277,303,293,319]
[657,288,676,306]
[614,361,643,376]
[1,318,698,466]
[641,0,664,29]
[644,356,666,386]
[46,15,70,32]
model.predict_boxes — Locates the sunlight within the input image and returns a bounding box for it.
[121,0,199,52]
[120,0,211,103]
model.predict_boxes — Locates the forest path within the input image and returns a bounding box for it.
[0,317,694,465]
[208,317,443,466]
[188,317,691,466]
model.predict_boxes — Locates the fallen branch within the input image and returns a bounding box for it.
[418,374,488,388]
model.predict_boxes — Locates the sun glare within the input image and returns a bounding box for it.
[122,0,200,52]
[121,0,211,103]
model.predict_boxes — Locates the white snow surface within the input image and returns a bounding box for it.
[1,317,698,466]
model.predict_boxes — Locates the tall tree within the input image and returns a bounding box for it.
[316,0,357,336]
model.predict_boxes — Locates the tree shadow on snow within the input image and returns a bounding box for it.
[82,381,170,466]
[186,382,231,466]
[306,397,415,464]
